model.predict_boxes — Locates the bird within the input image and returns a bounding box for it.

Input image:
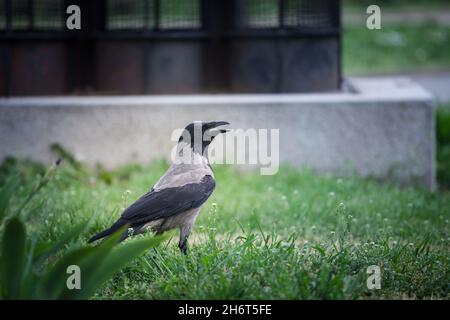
[88,121,230,254]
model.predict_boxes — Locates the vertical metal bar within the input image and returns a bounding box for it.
[233,0,242,30]
[64,0,75,92]
[63,0,68,32]
[97,0,106,32]
[4,0,12,96]
[4,45,12,96]
[279,0,285,28]
[296,0,301,26]
[27,0,33,30]
[5,0,12,31]
[143,0,151,92]
[60,0,67,32]
[143,0,149,30]
[330,0,342,89]
[154,0,160,30]
[200,0,207,31]
[276,0,286,92]
[202,0,231,91]
[329,0,340,28]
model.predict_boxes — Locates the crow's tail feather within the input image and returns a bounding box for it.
[88,220,128,243]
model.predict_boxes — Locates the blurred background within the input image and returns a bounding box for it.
[0,0,449,94]
[0,0,449,189]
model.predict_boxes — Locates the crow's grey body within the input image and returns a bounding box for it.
[127,158,215,253]
[88,121,228,254]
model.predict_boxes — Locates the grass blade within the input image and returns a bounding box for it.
[1,217,27,299]
[0,177,19,224]
[63,234,168,299]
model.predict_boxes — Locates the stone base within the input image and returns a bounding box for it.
[0,77,435,189]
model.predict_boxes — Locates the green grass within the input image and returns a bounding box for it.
[343,24,450,75]
[344,0,450,11]
[437,104,450,190]
[0,157,449,300]
[0,161,167,300]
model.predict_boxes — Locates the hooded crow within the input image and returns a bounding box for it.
[88,121,229,254]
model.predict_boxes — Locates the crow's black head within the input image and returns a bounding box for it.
[179,121,230,154]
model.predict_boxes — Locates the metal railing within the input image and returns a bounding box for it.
[0,0,339,33]
[0,0,341,95]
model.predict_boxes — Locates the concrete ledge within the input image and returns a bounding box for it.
[0,77,436,189]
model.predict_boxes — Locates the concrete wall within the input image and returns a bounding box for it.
[0,78,436,189]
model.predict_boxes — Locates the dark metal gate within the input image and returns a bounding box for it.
[0,0,341,96]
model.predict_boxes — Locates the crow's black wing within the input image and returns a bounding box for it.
[88,175,215,243]
[120,175,215,225]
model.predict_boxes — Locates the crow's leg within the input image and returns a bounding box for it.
[178,225,192,255]
[179,238,188,255]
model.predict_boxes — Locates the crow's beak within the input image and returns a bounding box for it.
[205,121,230,129]
[204,121,230,136]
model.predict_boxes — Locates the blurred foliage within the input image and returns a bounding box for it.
[0,162,165,300]
[0,157,46,187]
[50,143,83,172]
[344,0,450,10]
[344,24,450,75]
[437,107,450,145]
[437,106,450,190]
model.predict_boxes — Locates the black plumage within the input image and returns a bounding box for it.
[88,175,215,243]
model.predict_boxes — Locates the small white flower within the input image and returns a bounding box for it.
[127,228,134,237]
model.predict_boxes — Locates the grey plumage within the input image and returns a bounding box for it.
[88,121,229,254]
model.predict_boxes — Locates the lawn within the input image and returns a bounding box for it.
[437,104,450,190]
[343,24,450,75]
[0,152,449,299]
[342,0,450,75]
[344,0,450,11]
